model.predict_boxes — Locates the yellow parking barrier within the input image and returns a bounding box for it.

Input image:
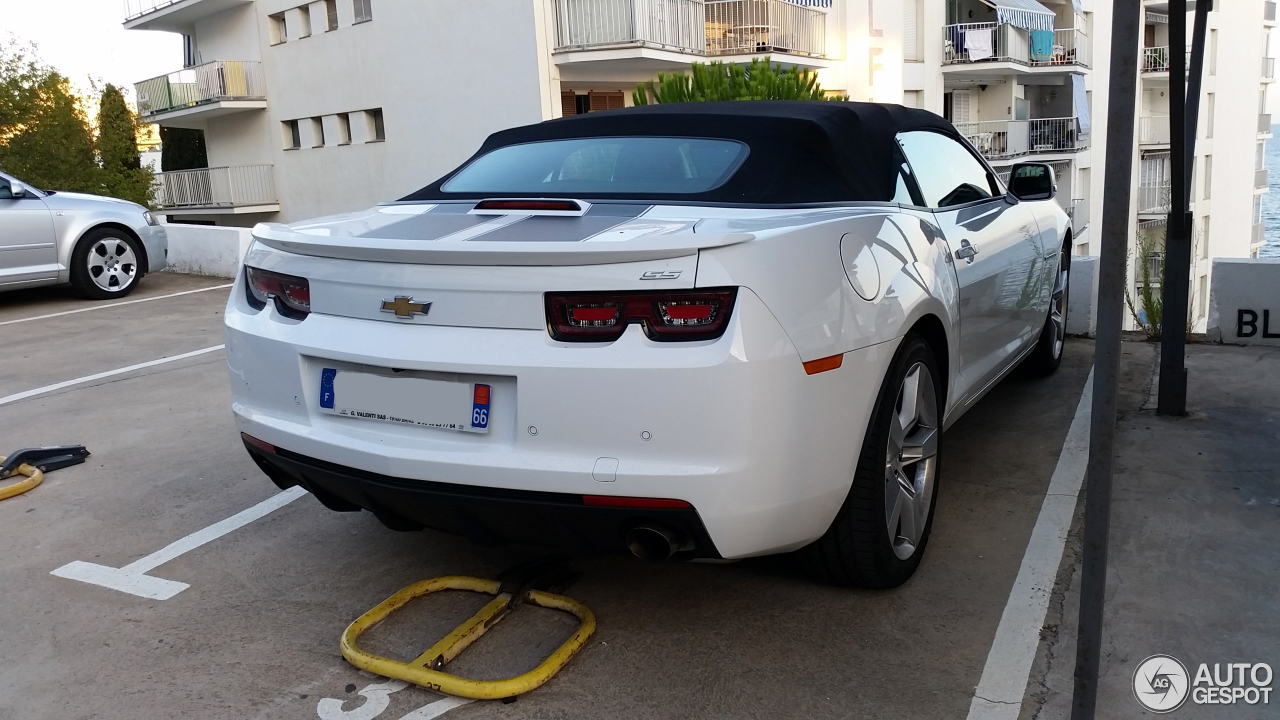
[0,457,43,501]
[340,574,596,700]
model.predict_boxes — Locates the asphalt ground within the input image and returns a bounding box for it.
[0,272,1096,720]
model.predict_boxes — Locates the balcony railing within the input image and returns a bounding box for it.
[1267,1,1277,22]
[552,0,706,54]
[1264,57,1276,81]
[705,0,827,58]
[942,24,1089,68]
[955,117,1087,160]
[124,0,185,21]
[1258,168,1269,188]
[552,0,831,59]
[154,165,276,210]
[1142,46,1169,72]
[1070,197,1089,230]
[1261,113,1273,134]
[1138,183,1171,214]
[1253,223,1266,246]
[1139,115,1170,144]
[135,61,266,118]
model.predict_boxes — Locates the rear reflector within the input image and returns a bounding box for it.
[241,433,277,454]
[474,199,583,212]
[583,495,692,509]
[546,288,737,343]
[803,354,844,375]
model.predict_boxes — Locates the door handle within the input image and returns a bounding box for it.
[954,239,980,263]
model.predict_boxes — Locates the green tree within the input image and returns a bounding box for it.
[97,83,154,206]
[0,38,100,194]
[633,60,847,105]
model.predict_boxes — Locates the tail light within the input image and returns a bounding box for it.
[546,288,737,342]
[245,266,311,320]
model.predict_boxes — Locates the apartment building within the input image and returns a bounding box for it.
[123,0,1268,333]
[1124,0,1274,331]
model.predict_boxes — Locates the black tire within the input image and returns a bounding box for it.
[1022,241,1070,377]
[804,332,943,589]
[70,228,144,300]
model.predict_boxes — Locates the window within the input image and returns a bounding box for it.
[1259,142,1267,171]
[336,113,352,145]
[1209,29,1217,75]
[440,137,750,196]
[268,13,287,45]
[353,0,372,23]
[325,0,339,31]
[366,108,385,142]
[296,5,313,38]
[903,0,921,61]
[902,90,922,108]
[1203,154,1212,199]
[589,91,626,112]
[897,130,996,208]
[1205,93,1214,138]
[182,35,197,67]
[1197,275,1207,318]
[310,117,325,147]
[1201,215,1211,258]
[283,120,301,150]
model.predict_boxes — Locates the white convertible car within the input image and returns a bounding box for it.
[227,102,1069,588]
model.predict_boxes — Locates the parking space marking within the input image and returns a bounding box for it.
[966,369,1094,719]
[51,486,306,600]
[316,680,472,720]
[0,345,225,407]
[0,283,233,327]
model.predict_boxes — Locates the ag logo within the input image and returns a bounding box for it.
[1134,655,1191,713]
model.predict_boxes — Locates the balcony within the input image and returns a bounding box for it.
[1261,113,1274,137]
[1257,168,1269,189]
[955,117,1087,161]
[1253,223,1266,248]
[1266,1,1277,25]
[1139,115,1170,145]
[942,24,1089,71]
[1264,57,1276,82]
[154,165,278,215]
[551,0,835,74]
[1138,183,1171,215]
[123,0,253,33]
[1069,197,1089,232]
[1142,46,1169,73]
[134,61,266,128]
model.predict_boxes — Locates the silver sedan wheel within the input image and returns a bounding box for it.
[1049,252,1069,359]
[885,362,940,561]
[87,238,138,292]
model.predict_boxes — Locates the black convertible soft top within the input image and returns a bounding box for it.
[402,101,959,205]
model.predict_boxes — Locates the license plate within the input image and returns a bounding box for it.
[319,368,490,433]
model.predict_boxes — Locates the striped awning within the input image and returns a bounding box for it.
[983,0,1056,32]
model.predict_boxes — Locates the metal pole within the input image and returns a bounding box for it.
[1069,0,1142,717]
[1157,0,1190,414]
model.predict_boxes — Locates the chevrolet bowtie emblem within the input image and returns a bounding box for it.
[380,296,431,318]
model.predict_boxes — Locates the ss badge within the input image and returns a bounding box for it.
[640,270,682,280]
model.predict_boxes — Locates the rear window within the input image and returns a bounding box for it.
[440,137,749,196]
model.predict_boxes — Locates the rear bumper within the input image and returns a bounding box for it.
[245,439,720,557]
[225,268,895,559]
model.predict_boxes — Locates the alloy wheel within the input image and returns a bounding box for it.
[1049,251,1069,359]
[88,238,138,292]
[884,362,940,561]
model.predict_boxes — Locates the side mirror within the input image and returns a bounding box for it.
[1007,162,1055,201]
[8,180,28,198]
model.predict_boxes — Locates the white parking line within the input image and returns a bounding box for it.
[0,345,225,407]
[965,369,1094,719]
[0,283,233,327]
[51,486,307,600]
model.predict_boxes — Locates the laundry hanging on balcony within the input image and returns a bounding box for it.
[981,0,1056,32]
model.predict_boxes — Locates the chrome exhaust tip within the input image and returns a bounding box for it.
[625,524,684,561]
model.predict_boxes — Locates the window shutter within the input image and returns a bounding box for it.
[589,91,625,112]
[952,90,971,124]
[561,90,577,117]
[904,0,919,61]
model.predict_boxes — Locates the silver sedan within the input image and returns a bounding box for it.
[0,170,168,299]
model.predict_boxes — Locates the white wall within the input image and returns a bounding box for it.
[1206,257,1280,345]
[163,224,254,277]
